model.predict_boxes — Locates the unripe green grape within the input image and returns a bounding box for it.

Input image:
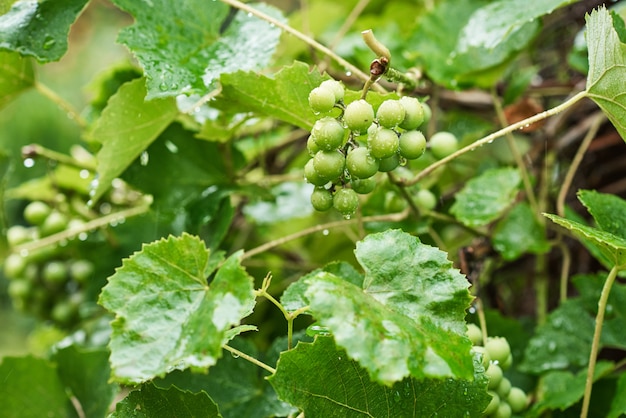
[311,117,345,151]
[310,188,334,211]
[69,259,95,283]
[333,188,359,216]
[307,135,320,156]
[399,130,426,159]
[415,189,437,211]
[24,201,52,225]
[346,147,379,179]
[313,150,345,181]
[8,279,31,300]
[507,387,528,413]
[385,193,407,213]
[7,225,31,246]
[51,300,77,326]
[485,337,511,365]
[3,253,27,279]
[378,154,400,172]
[494,401,512,418]
[471,345,491,369]
[501,353,513,370]
[429,131,459,159]
[344,99,375,133]
[376,100,405,128]
[368,127,399,159]
[351,178,376,194]
[308,86,336,113]
[320,79,344,102]
[43,261,68,285]
[398,96,425,130]
[304,159,329,186]
[486,363,503,390]
[497,377,511,399]
[40,211,69,236]
[483,391,500,416]
[466,323,482,345]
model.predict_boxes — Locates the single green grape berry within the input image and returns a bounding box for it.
[507,387,528,413]
[311,117,345,151]
[7,225,32,247]
[466,323,482,345]
[398,96,425,130]
[483,391,500,416]
[501,353,513,370]
[415,189,437,211]
[69,259,95,283]
[471,345,491,369]
[497,377,512,399]
[368,127,399,159]
[486,363,503,390]
[24,201,52,225]
[310,188,334,211]
[307,135,321,156]
[429,131,459,159]
[333,188,359,216]
[3,253,27,279]
[377,154,400,172]
[485,337,511,365]
[313,150,345,181]
[344,99,375,133]
[320,79,344,102]
[43,261,68,285]
[351,178,376,194]
[494,401,512,418]
[385,193,407,213]
[8,279,31,300]
[40,211,69,236]
[308,86,336,113]
[376,100,405,128]
[398,130,426,159]
[304,159,329,186]
[51,300,76,326]
[346,147,379,179]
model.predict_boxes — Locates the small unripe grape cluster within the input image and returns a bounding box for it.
[306,79,435,217]
[3,200,95,328]
[466,324,530,417]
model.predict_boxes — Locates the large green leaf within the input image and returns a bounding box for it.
[0,356,77,418]
[110,0,284,99]
[585,7,626,141]
[89,77,178,202]
[451,167,521,227]
[578,189,626,239]
[0,0,89,62]
[269,336,490,418]
[98,234,256,384]
[0,51,34,109]
[291,230,474,385]
[110,382,222,418]
[493,202,550,261]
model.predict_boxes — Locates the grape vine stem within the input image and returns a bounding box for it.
[222,344,277,374]
[219,0,384,92]
[398,90,589,187]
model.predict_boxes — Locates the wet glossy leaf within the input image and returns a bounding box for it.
[98,234,256,384]
[111,0,284,99]
[451,167,521,227]
[493,202,550,260]
[0,356,76,418]
[578,189,626,239]
[585,7,626,141]
[110,382,221,418]
[89,77,178,202]
[0,0,89,62]
[0,51,34,109]
[269,336,490,418]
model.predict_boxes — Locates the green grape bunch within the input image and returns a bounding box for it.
[304,78,438,217]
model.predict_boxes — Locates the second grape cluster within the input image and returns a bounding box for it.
[305,79,458,217]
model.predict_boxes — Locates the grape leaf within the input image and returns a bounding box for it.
[530,361,614,415]
[110,382,222,418]
[53,346,118,418]
[451,167,521,227]
[0,51,34,109]
[493,202,550,261]
[585,7,626,141]
[89,77,178,202]
[98,234,256,384]
[0,0,89,62]
[0,355,76,418]
[110,0,284,99]
[578,189,626,239]
[213,62,327,130]
[292,230,474,384]
[608,373,626,418]
[269,336,490,418]
[544,213,626,268]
